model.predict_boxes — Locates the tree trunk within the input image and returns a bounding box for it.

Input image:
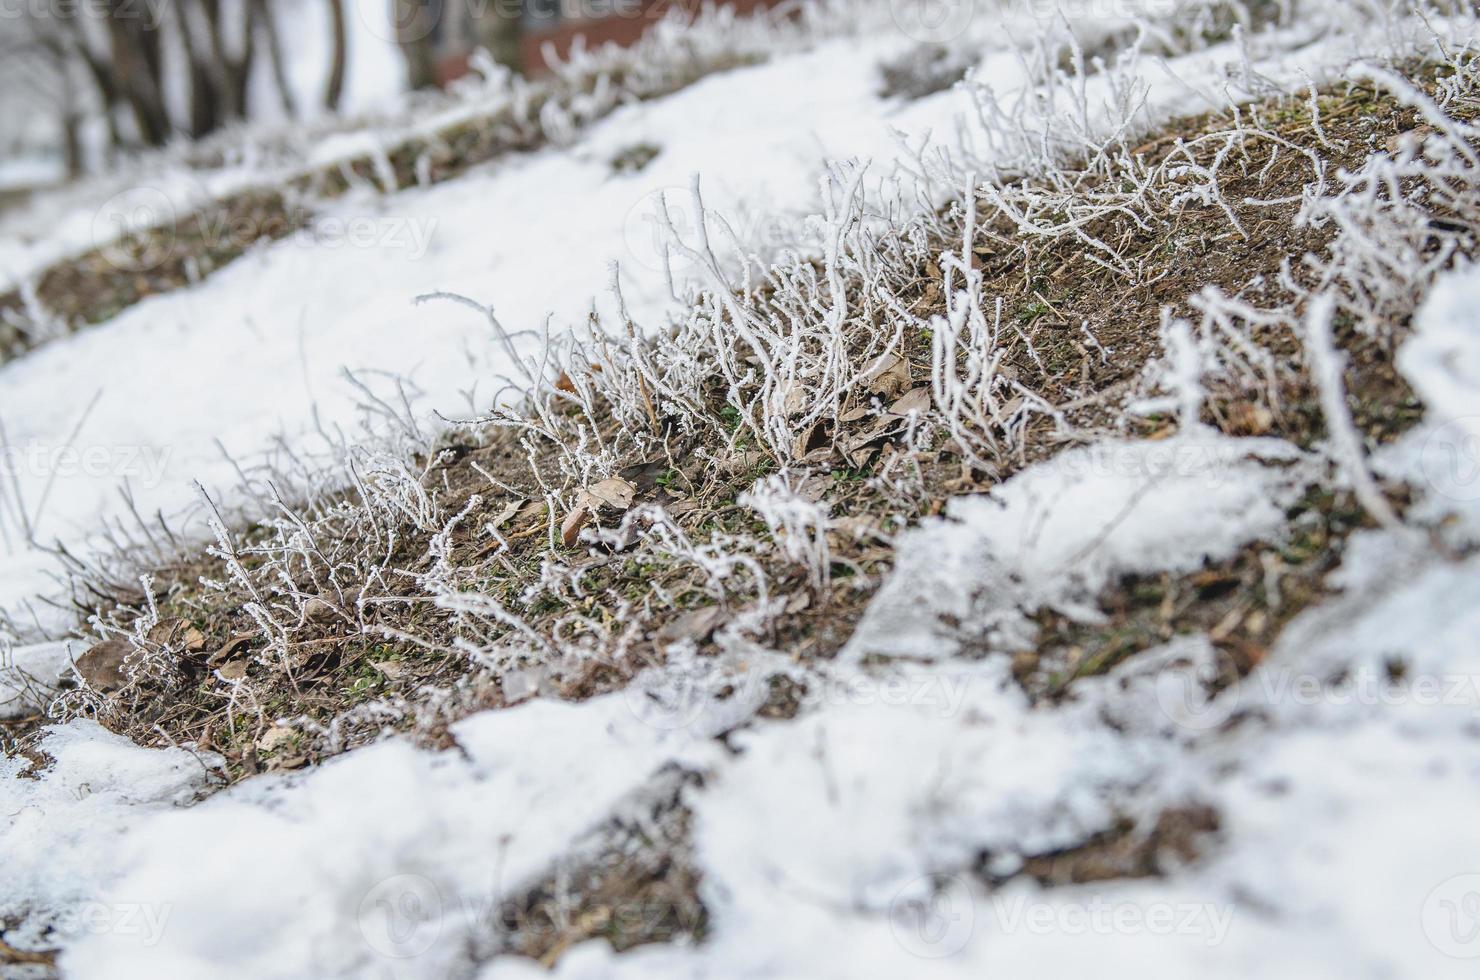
[104,3,171,146]
[252,0,297,118]
[324,0,348,111]
[476,0,525,75]
[175,1,222,138]
[395,0,438,90]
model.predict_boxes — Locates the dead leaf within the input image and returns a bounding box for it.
[216,660,248,681]
[1386,124,1432,155]
[575,478,637,513]
[862,353,911,397]
[912,280,941,312]
[209,634,253,667]
[1227,404,1273,436]
[795,474,831,502]
[889,387,932,416]
[778,381,807,416]
[561,506,591,547]
[257,726,297,752]
[74,638,132,693]
[146,617,184,646]
[371,660,407,680]
[303,597,340,625]
[721,451,769,476]
[656,606,725,645]
[791,421,832,460]
[0,938,57,967]
[840,414,905,467]
[490,498,525,528]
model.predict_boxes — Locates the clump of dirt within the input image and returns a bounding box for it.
[492,770,707,967]
[979,804,1222,887]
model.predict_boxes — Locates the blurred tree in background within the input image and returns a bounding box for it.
[1,0,350,177]
[395,0,526,89]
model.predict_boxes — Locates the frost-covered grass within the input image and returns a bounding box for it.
[0,1,805,361]
[6,1,1480,976]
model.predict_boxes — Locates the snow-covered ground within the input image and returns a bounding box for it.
[5,2,1480,977]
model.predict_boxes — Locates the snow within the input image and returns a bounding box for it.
[19,694,724,978]
[849,434,1313,660]
[6,3,1480,977]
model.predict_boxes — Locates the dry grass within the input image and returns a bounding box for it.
[7,29,1480,968]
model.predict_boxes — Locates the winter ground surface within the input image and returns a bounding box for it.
[5,1,1480,977]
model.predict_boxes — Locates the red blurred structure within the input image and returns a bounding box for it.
[413,0,785,84]
[520,0,782,73]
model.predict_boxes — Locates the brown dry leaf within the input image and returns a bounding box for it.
[1386,124,1432,154]
[182,626,207,652]
[720,450,769,476]
[862,353,910,397]
[784,592,812,614]
[655,606,725,645]
[798,444,836,465]
[913,280,941,312]
[0,938,57,967]
[795,474,831,502]
[576,478,637,513]
[256,726,297,753]
[209,634,253,667]
[371,660,408,680]
[561,506,591,547]
[216,660,248,681]
[146,617,185,646]
[830,515,884,544]
[304,597,340,625]
[889,387,932,416]
[490,498,525,528]
[555,372,578,393]
[1227,403,1273,436]
[74,638,132,693]
[791,421,833,461]
[778,381,807,416]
